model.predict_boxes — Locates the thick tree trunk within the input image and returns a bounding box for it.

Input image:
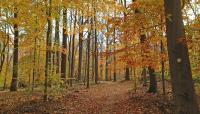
[164,0,199,113]
[10,8,18,91]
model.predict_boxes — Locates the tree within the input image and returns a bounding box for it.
[164,0,199,113]
[70,10,77,87]
[94,5,99,84]
[77,13,84,81]
[44,0,52,101]
[54,8,60,74]
[10,7,19,91]
[61,9,67,80]
[86,25,91,88]
[123,0,130,81]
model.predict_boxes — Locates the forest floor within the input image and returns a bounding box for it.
[0,81,193,114]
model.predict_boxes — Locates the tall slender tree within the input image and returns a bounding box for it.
[44,0,52,101]
[77,13,84,81]
[70,10,77,86]
[10,7,19,91]
[61,9,67,80]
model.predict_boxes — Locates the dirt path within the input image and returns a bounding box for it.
[83,81,132,114]
[0,81,171,114]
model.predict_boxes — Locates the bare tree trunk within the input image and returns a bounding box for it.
[105,31,109,81]
[142,68,147,86]
[32,13,39,91]
[94,12,98,84]
[133,68,137,93]
[61,9,67,80]
[68,11,73,82]
[84,49,88,85]
[44,0,52,101]
[164,0,199,113]
[125,67,130,80]
[32,36,37,91]
[77,14,83,81]
[161,40,166,95]
[92,35,95,81]
[113,27,117,81]
[55,10,60,74]
[100,42,103,80]
[86,30,91,88]
[3,35,11,90]
[148,66,157,93]
[70,10,77,87]
[10,7,19,91]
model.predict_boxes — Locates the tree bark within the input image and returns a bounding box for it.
[161,40,166,95]
[61,10,67,80]
[86,30,91,88]
[164,0,199,113]
[148,66,157,93]
[105,27,109,81]
[70,10,77,87]
[77,15,83,81]
[142,68,147,86]
[10,7,18,91]
[94,15,98,84]
[125,67,130,80]
[44,0,52,101]
[55,11,60,74]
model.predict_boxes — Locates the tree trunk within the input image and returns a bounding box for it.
[113,26,117,81]
[105,27,109,81]
[32,35,37,91]
[70,10,77,87]
[94,16,98,84]
[77,15,83,81]
[148,66,157,93]
[3,35,10,90]
[161,40,166,95]
[125,67,130,80]
[164,0,199,113]
[55,12,60,74]
[61,10,67,80]
[44,0,52,101]
[10,8,18,91]
[142,68,147,86]
[86,30,91,88]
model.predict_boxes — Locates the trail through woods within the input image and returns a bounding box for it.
[1,81,174,114]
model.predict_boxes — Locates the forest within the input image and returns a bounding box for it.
[0,0,200,114]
